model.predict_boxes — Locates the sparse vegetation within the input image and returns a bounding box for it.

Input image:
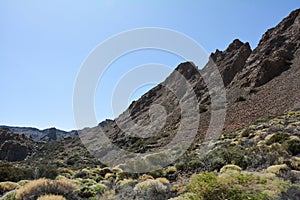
[0,111,299,199]
[199,104,208,113]
[235,96,246,102]
[37,194,66,200]
[134,180,167,200]
[0,163,33,182]
[185,170,289,200]
[265,132,290,145]
[15,178,79,200]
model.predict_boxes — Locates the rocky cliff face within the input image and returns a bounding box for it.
[210,39,252,86]
[231,9,300,88]
[0,128,36,161]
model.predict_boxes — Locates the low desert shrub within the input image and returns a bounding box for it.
[187,171,270,200]
[1,190,17,200]
[220,164,242,173]
[199,104,208,113]
[265,132,290,145]
[246,144,289,170]
[284,139,300,156]
[164,166,177,175]
[200,145,248,171]
[0,163,33,182]
[156,177,170,185]
[265,164,287,174]
[37,194,66,200]
[15,178,79,200]
[235,96,246,102]
[35,164,58,180]
[134,180,167,200]
[0,182,20,195]
[76,183,106,198]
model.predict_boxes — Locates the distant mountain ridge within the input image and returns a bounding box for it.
[0,125,78,142]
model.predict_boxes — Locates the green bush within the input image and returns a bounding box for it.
[134,180,167,200]
[76,183,106,198]
[35,164,58,180]
[188,159,203,170]
[265,133,290,145]
[246,144,289,170]
[200,145,248,171]
[0,163,34,182]
[284,139,300,156]
[187,172,269,200]
[1,190,17,200]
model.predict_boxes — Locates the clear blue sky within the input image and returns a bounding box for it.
[0,0,299,131]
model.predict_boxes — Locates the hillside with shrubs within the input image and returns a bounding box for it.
[1,8,300,200]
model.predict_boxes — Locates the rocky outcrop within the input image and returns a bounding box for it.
[40,127,58,142]
[210,39,252,86]
[232,9,300,87]
[0,128,36,161]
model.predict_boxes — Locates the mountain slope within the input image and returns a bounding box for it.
[81,8,300,157]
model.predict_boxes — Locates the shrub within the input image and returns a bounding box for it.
[138,174,154,181]
[0,182,20,195]
[290,157,300,170]
[265,133,290,145]
[0,163,34,182]
[148,169,164,178]
[75,178,97,186]
[174,161,186,171]
[246,144,289,170]
[116,171,133,181]
[164,166,177,175]
[220,164,242,173]
[97,167,113,177]
[187,172,270,200]
[200,145,248,171]
[73,171,90,179]
[15,178,79,200]
[1,190,17,200]
[155,177,170,185]
[235,96,246,102]
[265,164,287,174]
[249,88,259,94]
[284,139,300,156]
[76,183,106,198]
[187,159,203,170]
[56,168,74,179]
[278,185,300,199]
[66,155,79,165]
[37,194,66,200]
[35,164,58,180]
[199,105,208,113]
[134,180,167,200]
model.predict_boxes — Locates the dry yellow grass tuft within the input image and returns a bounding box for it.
[138,174,154,181]
[155,177,170,185]
[16,178,79,200]
[37,194,67,200]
